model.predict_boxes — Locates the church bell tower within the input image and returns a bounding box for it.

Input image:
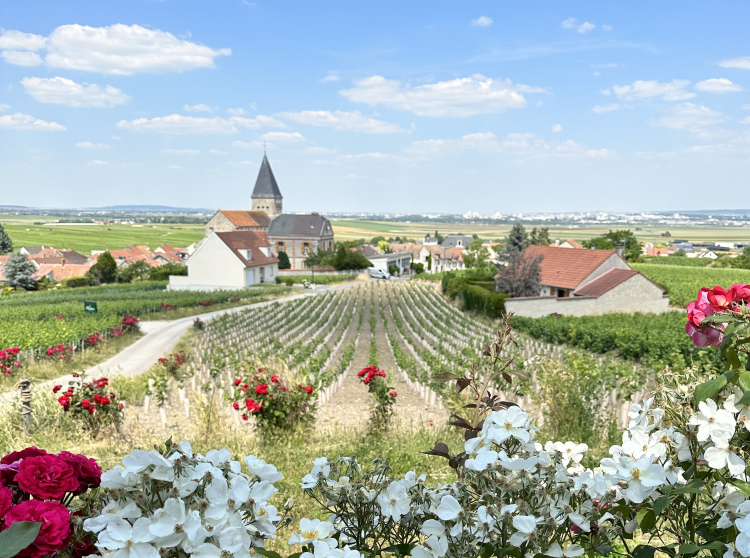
[251,153,283,219]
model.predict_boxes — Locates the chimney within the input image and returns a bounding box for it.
[554,239,560,247]
[615,243,624,258]
[61,258,66,268]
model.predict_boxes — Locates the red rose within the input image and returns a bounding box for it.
[2,500,71,558]
[255,384,268,395]
[270,375,281,384]
[389,391,397,397]
[57,451,102,494]
[72,537,98,558]
[707,286,735,310]
[81,399,91,409]
[52,385,62,394]
[0,486,12,517]
[16,455,79,500]
[100,396,110,405]
[232,402,239,410]
[1,446,47,485]
[93,395,102,404]
[304,386,313,394]
[88,407,95,414]
[730,283,750,303]
[234,378,242,386]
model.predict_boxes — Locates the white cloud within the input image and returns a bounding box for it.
[0,24,230,75]
[339,74,543,117]
[77,141,111,149]
[22,76,130,107]
[322,74,340,82]
[719,56,750,70]
[183,104,215,113]
[87,159,109,165]
[592,103,621,113]
[602,24,613,31]
[592,63,618,69]
[743,104,750,110]
[648,103,727,133]
[232,140,264,149]
[116,114,283,134]
[1,50,43,66]
[740,116,750,124]
[226,108,245,115]
[209,149,227,155]
[0,112,66,131]
[260,131,305,143]
[0,103,9,112]
[694,78,743,93]
[577,22,595,33]
[340,152,398,160]
[551,124,563,132]
[306,146,337,154]
[471,16,493,27]
[276,110,405,133]
[585,148,611,158]
[161,148,200,155]
[561,17,577,29]
[167,165,185,169]
[611,79,695,101]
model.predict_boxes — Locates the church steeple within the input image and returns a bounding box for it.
[251,153,283,218]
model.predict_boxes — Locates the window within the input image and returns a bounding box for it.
[303,243,311,255]
[276,242,286,253]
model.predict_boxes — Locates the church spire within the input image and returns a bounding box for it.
[251,153,283,200]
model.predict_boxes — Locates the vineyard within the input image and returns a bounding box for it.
[0,282,289,350]
[632,263,750,306]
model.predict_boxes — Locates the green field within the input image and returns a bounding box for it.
[633,264,750,307]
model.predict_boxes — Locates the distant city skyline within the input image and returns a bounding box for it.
[1,1,749,213]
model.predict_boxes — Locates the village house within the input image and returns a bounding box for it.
[169,231,278,291]
[267,213,335,270]
[501,245,668,317]
[203,210,271,236]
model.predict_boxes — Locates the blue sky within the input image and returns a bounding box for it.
[1,1,749,213]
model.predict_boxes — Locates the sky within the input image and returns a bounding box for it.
[1,1,749,214]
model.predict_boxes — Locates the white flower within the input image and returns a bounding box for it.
[554,442,589,467]
[488,407,531,444]
[300,539,338,558]
[205,476,251,521]
[509,515,538,546]
[96,517,158,558]
[501,455,539,471]
[689,400,736,443]
[475,505,496,531]
[735,514,750,557]
[101,465,139,489]
[435,494,462,521]
[465,451,498,471]
[705,438,746,476]
[149,498,201,547]
[84,501,142,533]
[616,456,666,503]
[546,543,585,558]
[192,526,253,558]
[420,519,445,537]
[244,456,283,482]
[288,518,335,545]
[378,482,411,520]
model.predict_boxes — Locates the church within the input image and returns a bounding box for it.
[203,153,335,270]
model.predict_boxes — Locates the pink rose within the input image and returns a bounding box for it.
[686,321,723,348]
[730,284,750,303]
[686,299,714,328]
[0,486,12,518]
[0,446,47,485]
[16,455,79,500]
[57,452,102,494]
[707,286,734,310]
[2,500,71,558]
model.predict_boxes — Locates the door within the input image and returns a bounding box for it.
[246,268,255,286]
[260,267,265,284]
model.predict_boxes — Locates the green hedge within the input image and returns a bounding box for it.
[442,271,507,318]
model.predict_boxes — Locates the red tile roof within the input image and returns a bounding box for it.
[220,210,271,229]
[574,268,640,297]
[215,231,279,267]
[562,239,583,249]
[524,245,623,289]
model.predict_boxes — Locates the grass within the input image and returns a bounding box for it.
[632,264,750,307]
[0,331,144,393]
[276,273,361,286]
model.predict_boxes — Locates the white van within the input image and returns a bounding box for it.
[368,267,391,279]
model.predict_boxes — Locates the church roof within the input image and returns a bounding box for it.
[267,213,332,238]
[219,210,271,229]
[251,154,283,200]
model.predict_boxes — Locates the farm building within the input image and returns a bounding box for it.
[500,245,669,317]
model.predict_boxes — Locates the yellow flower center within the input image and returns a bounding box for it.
[504,422,513,430]
[303,530,319,540]
[631,468,641,480]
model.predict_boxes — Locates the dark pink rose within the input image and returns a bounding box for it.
[707,286,735,310]
[16,455,79,500]
[57,452,102,494]
[2,500,71,558]
[72,537,98,558]
[686,299,714,328]
[730,284,750,303]
[0,447,48,485]
[0,486,12,518]
[686,321,723,347]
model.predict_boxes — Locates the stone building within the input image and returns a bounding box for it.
[204,210,270,237]
[251,153,283,218]
[267,213,335,270]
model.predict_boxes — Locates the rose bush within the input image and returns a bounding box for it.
[357,365,397,431]
[0,346,21,376]
[53,372,124,432]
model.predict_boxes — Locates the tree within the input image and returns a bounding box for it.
[370,236,387,245]
[332,245,372,270]
[117,260,151,283]
[502,224,528,261]
[495,251,543,297]
[149,262,187,281]
[4,252,37,290]
[0,222,12,254]
[434,230,445,244]
[377,240,391,253]
[303,249,335,283]
[672,248,687,257]
[529,227,551,246]
[412,262,425,274]
[463,238,491,269]
[426,254,432,271]
[277,251,291,270]
[87,251,118,284]
[582,230,643,261]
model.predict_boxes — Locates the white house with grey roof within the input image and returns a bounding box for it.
[267,213,335,270]
[441,235,474,249]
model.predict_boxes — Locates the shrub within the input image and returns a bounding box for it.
[62,276,89,288]
[45,344,75,360]
[0,347,21,376]
[388,265,399,276]
[443,272,508,318]
[52,373,124,432]
[148,262,186,281]
[357,365,396,431]
[412,262,425,274]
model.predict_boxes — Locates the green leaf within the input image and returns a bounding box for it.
[632,545,657,558]
[653,495,670,516]
[255,549,284,558]
[382,544,415,557]
[727,348,742,370]
[738,372,750,392]
[695,374,729,403]
[700,541,728,551]
[0,522,42,558]
[738,391,750,406]
[639,510,657,532]
[678,544,700,555]
[480,544,495,558]
[702,315,734,323]
[672,479,706,495]
[729,478,750,496]
[595,544,613,556]
[495,547,522,558]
